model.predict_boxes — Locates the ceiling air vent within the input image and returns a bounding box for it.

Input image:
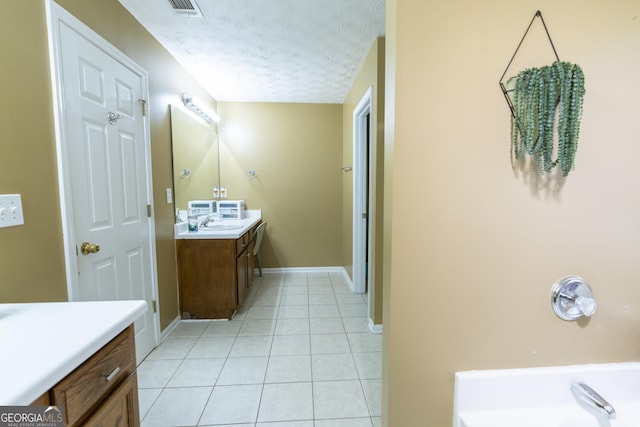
[167,0,203,17]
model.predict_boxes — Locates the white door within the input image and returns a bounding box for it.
[49,3,157,363]
[353,88,372,296]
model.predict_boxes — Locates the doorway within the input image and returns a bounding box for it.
[353,88,373,315]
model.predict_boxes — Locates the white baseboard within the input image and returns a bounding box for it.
[259,266,345,274]
[160,315,181,343]
[341,268,355,292]
[369,318,383,334]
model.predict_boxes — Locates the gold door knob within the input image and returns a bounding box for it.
[80,242,101,255]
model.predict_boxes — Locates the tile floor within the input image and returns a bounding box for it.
[137,271,382,427]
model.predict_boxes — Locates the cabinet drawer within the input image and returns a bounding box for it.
[51,326,135,426]
[82,372,140,427]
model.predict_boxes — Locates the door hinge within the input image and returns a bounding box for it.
[152,300,157,313]
[139,99,148,117]
[147,204,152,217]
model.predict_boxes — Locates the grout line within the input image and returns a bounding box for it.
[144,271,379,426]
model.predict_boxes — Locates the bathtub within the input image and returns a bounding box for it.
[454,363,640,427]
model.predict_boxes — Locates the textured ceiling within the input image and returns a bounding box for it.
[118,0,385,103]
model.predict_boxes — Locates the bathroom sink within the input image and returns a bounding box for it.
[454,363,640,427]
[200,224,243,231]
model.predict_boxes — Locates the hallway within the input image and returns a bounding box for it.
[137,271,382,426]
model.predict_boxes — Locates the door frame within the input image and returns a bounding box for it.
[352,87,373,308]
[46,1,160,343]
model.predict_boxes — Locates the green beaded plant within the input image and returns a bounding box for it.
[508,61,585,176]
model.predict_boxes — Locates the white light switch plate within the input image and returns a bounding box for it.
[0,194,24,228]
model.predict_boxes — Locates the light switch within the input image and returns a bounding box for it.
[0,194,24,228]
[166,188,173,204]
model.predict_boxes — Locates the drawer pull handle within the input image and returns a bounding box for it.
[106,366,121,382]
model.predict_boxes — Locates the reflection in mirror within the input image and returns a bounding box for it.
[170,104,220,218]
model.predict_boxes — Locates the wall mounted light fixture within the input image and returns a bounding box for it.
[182,93,221,123]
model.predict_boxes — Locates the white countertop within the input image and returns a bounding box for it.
[0,300,147,405]
[175,210,262,239]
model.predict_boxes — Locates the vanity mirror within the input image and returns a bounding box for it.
[170,104,220,218]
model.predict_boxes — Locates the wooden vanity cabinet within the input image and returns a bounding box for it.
[48,325,139,427]
[177,225,259,319]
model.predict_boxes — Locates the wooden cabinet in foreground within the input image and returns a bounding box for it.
[48,325,140,427]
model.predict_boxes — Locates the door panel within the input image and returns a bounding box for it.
[54,15,157,363]
[119,132,141,224]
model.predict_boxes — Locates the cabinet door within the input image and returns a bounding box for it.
[247,239,256,286]
[176,239,237,319]
[83,373,140,427]
[237,248,248,306]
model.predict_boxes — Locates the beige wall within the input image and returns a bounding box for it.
[0,1,67,303]
[342,38,386,324]
[381,1,396,425]
[217,102,343,268]
[386,0,640,425]
[0,0,216,331]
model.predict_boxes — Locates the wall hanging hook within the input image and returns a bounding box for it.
[499,10,561,118]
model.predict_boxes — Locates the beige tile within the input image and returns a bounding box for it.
[270,334,311,356]
[353,352,382,379]
[246,305,280,320]
[239,319,276,336]
[258,382,314,422]
[315,419,373,427]
[199,384,262,425]
[168,321,209,338]
[312,354,358,381]
[338,303,367,318]
[166,358,225,387]
[137,388,161,420]
[217,356,268,385]
[186,337,235,358]
[278,304,309,319]
[202,320,242,337]
[281,294,309,306]
[347,333,383,352]
[308,284,335,295]
[310,317,344,335]
[275,318,310,335]
[257,421,314,427]
[137,359,181,389]
[265,355,312,383]
[313,380,370,419]
[141,386,212,426]
[362,379,382,416]
[342,317,371,333]
[310,334,350,354]
[308,293,337,305]
[229,335,273,357]
[145,337,196,360]
[309,304,340,318]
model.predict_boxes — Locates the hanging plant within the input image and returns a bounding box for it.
[508,61,585,176]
